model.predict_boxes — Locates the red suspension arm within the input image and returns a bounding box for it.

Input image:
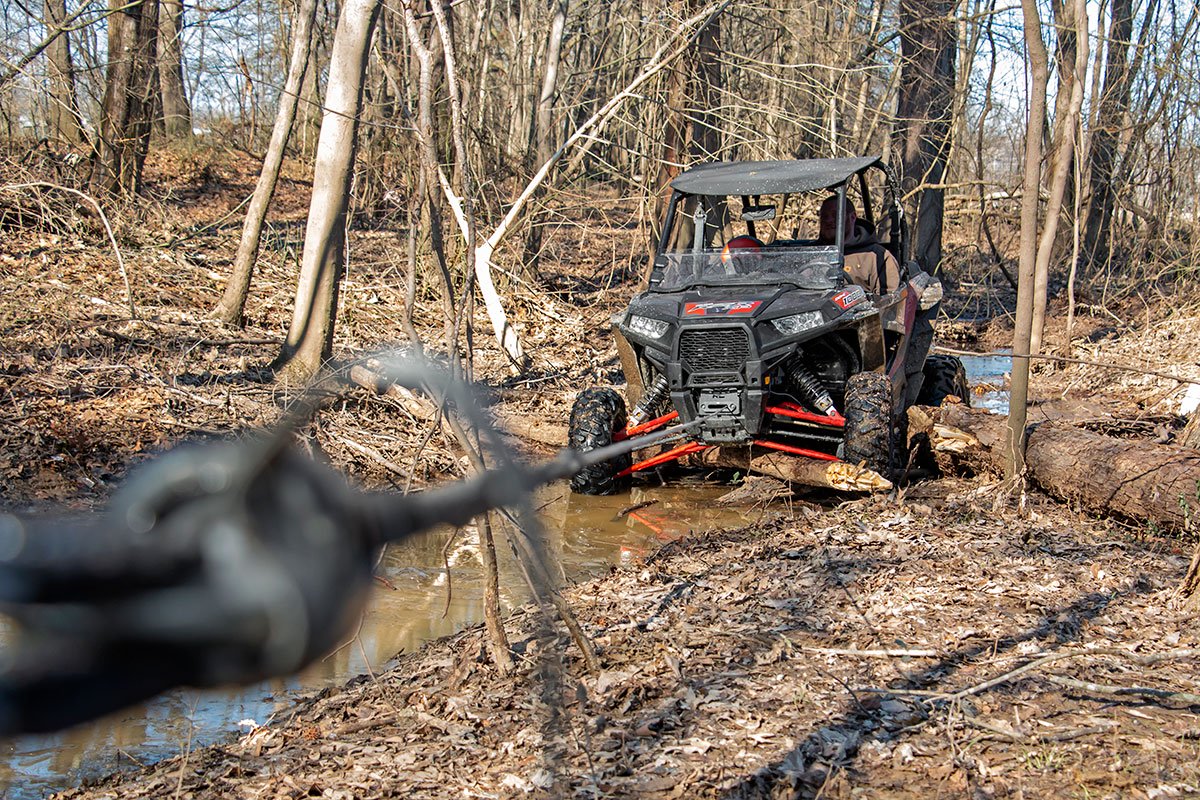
[615,411,679,441]
[764,402,845,427]
[618,441,707,477]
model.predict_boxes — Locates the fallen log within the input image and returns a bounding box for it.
[348,365,440,420]
[698,447,892,493]
[912,404,1200,532]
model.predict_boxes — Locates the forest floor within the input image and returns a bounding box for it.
[2,146,1200,799]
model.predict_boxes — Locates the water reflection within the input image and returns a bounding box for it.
[0,481,764,799]
[958,350,1012,413]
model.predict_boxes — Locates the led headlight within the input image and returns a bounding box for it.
[627,314,670,339]
[770,310,825,336]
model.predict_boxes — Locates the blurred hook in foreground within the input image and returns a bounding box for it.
[0,356,700,735]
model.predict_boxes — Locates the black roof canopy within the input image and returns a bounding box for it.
[670,156,883,196]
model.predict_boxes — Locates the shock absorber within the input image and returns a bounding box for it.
[628,374,669,426]
[786,362,839,417]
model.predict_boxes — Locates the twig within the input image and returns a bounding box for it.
[1,182,136,319]
[192,336,280,347]
[932,345,1200,387]
[963,715,1113,743]
[327,431,412,478]
[97,327,164,350]
[1045,674,1200,705]
[801,646,939,658]
[864,647,1200,701]
[615,499,659,519]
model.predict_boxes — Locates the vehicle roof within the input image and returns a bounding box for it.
[670,156,883,196]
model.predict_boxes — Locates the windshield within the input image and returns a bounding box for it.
[654,247,846,291]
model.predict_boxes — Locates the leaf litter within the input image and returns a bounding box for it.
[51,481,1200,800]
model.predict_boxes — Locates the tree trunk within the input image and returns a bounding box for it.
[521,0,568,275]
[277,0,379,380]
[157,0,191,140]
[893,0,956,273]
[1030,0,1087,355]
[91,0,160,195]
[43,0,86,146]
[915,404,1200,534]
[1007,0,1049,479]
[477,514,514,675]
[688,6,721,161]
[651,0,721,237]
[213,0,320,326]
[1081,0,1133,273]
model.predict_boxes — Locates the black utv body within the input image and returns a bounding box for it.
[568,156,968,495]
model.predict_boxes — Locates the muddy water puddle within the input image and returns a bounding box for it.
[958,350,1011,412]
[1,482,768,800]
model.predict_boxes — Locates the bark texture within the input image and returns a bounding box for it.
[214,0,319,326]
[157,0,191,139]
[699,448,892,493]
[893,0,956,273]
[91,0,160,194]
[43,0,86,145]
[1081,0,1134,272]
[278,0,379,379]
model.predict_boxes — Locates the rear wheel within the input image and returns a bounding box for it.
[918,355,971,407]
[842,371,897,475]
[568,388,631,495]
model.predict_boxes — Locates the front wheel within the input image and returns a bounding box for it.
[842,371,898,476]
[568,388,631,495]
[918,354,971,407]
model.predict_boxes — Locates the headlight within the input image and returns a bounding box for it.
[770,310,825,336]
[627,314,670,339]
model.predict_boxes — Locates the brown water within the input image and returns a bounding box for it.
[0,481,772,800]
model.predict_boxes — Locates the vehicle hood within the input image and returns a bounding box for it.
[627,285,866,322]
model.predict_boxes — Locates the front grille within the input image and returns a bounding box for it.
[679,328,750,372]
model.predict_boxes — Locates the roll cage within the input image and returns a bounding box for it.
[648,156,908,292]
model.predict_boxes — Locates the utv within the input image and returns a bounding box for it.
[568,156,969,495]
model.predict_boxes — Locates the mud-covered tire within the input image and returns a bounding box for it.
[568,388,631,495]
[917,354,971,407]
[843,371,897,475]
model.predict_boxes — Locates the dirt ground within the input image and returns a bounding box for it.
[2,148,1199,799]
[53,485,1200,800]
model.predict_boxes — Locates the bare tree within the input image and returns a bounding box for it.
[521,0,568,275]
[277,0,380,380]
[157,0,191,140]
[1030,0,1087,355]
[42,0,86,146]
[1080,0,1134,272]
[894,0,956,273]
[213,0,320,327]
[1007,0,1049,479]
[652,0,722,230]
[91,0,160,195]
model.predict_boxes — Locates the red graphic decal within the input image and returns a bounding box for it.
[831,288,865,310]
[684,300,763,316]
